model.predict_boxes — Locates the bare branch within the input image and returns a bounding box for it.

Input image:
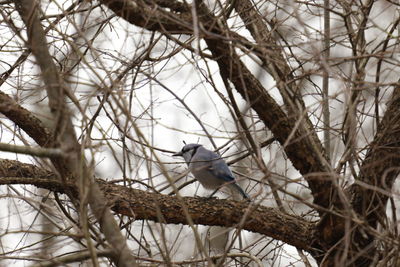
[0,159,315,252]
[0,142,62,158]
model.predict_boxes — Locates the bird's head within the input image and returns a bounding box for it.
[173,143,202,164]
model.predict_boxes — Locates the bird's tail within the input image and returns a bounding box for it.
[230,183,250,200]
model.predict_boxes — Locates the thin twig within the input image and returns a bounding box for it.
[0,143,62,158]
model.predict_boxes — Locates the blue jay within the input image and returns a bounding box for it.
[173,143,249,200]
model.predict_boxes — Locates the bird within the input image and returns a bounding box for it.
[173,143,249,200]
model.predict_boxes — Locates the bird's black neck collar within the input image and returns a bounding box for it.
[190,145,199,158]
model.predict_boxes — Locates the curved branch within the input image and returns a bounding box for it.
[0,159,315,252]
[0,91,53,147]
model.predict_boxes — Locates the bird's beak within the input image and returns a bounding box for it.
[173,151,182,157]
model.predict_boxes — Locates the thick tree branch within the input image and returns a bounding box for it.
[100,0,192,34]
[354,88,400,224]
[0,91,53,147]
[0,159,315,252]
[233,0,316,122]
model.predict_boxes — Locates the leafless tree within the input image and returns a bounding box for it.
[0,0,399,266]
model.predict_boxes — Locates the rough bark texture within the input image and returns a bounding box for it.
[0,159,314,251]
[0,91,53,147]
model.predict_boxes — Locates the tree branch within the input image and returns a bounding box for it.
[354,87,400,224]
[0,142,62,158]
[0,158,315,252]
[0,91,53,147]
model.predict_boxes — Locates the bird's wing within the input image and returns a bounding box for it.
[208,152,235,182]
[191,148,235,182]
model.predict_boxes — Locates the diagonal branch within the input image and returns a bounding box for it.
[196,2,333,210]
[233,0,315,122]
[353,88,400,225]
